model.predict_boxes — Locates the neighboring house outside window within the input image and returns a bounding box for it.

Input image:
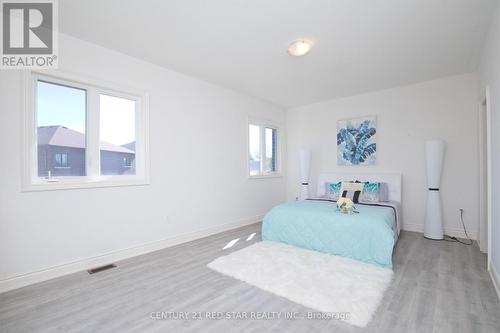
[37,126,136,177]
[100,149,136,175]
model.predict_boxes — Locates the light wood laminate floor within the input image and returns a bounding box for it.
[1,223,499,333]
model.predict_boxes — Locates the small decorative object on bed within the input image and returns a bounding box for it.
[336,197,355,214]
[337,116,377,166]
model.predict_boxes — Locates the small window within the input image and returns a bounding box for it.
[248,121,280,177]
[24,72,149,191]
[123,156,133,168]
[54,153,68,168]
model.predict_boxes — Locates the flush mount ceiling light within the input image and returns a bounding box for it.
[287,39,313,57]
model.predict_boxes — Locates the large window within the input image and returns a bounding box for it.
[248,121,280,177]
[24,72,149,191]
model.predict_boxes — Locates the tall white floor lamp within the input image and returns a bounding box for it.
[424,140,445,240]
[299,149,311,200]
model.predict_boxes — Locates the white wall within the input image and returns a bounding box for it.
[286,73,480,238]
[0,34,286,291]
[479,2,500,288]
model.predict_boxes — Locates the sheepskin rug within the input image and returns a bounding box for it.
[207,241,393,328]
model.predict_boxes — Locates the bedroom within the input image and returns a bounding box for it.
[0,0,499,332]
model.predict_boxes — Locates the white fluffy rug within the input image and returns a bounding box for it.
[207,241,393,328]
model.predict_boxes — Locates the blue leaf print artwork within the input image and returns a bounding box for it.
[337,116,377,165]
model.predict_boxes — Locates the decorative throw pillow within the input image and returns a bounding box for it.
[340,181,365,203]
[361,182,381,202]
[325,182,342,200]
[360,182,390,202]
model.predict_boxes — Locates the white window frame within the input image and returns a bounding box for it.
[247,118,282,179]
[22,70,150,191]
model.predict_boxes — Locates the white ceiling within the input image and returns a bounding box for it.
[59,0,497,108]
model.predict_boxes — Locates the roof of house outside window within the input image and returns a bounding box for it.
[37,126,135,154]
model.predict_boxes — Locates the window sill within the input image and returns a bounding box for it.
[22,178,150,192]
[248,173,282,180]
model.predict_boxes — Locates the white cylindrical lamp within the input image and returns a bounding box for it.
[299,149,311,200]
[424,140,445,240]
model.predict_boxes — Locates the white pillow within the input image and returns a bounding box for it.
[340,181,365,192]
[340,181,365,203]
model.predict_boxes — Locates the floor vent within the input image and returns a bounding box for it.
[88,264,117,274]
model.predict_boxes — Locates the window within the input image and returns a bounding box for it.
[123,156,133,168]
[54,153,68,168]
[248,121,281,177]
[99,94,137,176]
[24,72,149,191]
[36,80,86,177]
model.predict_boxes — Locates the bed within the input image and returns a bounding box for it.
[262,173,402,269]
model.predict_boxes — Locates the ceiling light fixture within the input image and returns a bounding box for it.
[287,39,313,57]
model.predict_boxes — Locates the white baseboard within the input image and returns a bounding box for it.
[0,215,263,294]
[403,223,478,240]
[490,261,500,301]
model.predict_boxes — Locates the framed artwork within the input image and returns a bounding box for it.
[337,116,377,166]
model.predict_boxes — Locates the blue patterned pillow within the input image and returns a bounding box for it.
[361,182,390,202]
[362,182,381,202]
[325,182,342,200]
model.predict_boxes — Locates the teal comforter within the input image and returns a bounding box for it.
[262,200,396,268]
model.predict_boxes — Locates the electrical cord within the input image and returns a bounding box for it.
[443,209,473,246]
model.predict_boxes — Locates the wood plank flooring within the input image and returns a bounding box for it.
[0,223,499,333]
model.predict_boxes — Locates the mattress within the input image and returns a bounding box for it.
[261,199,398,268]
